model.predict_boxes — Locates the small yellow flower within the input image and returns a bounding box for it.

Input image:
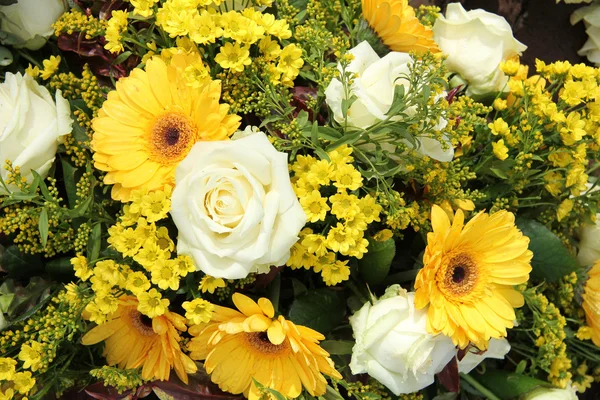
[131,0,159,17]
[25,64,40,78]
[500,59,520,76]
[134,240,170,269]
[333,164,362,191]
[492,139,509,161]
[137,288,170,318]
[150,259,181,291]
[292,154,317,176]
[307,159,334,186]
[171,255,195,277]
[300,190,330,223]
[373,229,393,241]
[543,171,564,197]
[182,298,214,325]
[329,192,360,220]
[0,389,14,400]
[199,275,226,294]
[155,226,175,253]
[19,341,44,371]
[189,10,223,44]
[328,145,353,166]
[576,326,593,340]
[125,271,151,295]
[347,237,369,259]
[492,98,507,111]
[215,42,251,72]
[258,35,281,60]
[0,358,16,380]
[277,43,304,78]
[140,189,171,222]
[40,55,61,80]
[358,195,382,223]
[93,260,123,287]
[557,199,574,222]
[321,260,350,286]
[71,255,92,281]
[301,234,328,257]
[112,227,145,257]
[488,118,510,136]
[326,223,355,255]
[13,371,35,395]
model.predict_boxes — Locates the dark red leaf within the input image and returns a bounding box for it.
[150,370,243,400]
[437,356,460,393]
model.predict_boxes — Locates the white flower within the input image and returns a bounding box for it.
[433,3,527,98]
[571,5,600,66]
[578,215,600,266]
[457,338,511,373]
[349,286,456,395]
[324,41,454,162]
[170,131,306,279]
[0,0,68,50]
[522,385,578,400]
[0,72,72,194]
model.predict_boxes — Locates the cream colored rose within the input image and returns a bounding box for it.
[571,5,600,66]
[522,385,578,400]
[0,72,72,194]
[0,0,68,50]
[325,41,454,162]
[171,130,306,279]
[433,3,527,97]
[349,286,456,395]
[578,214,600,266]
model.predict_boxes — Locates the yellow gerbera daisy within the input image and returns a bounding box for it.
[414,205,532,350]
[362,0,440,53]
[81,296,197,383]
[188,293,342,399]
[583,261,600,346]
[91,53,241,202]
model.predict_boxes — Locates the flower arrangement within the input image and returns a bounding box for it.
[0,0,598,399]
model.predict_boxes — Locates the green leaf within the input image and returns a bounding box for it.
[252,379,286,400]
[310,120,319,144]
[45,257,75,280]
[314,147,330,161]
[30,171,52,200]
[325,131,364,151]
[38,208,49,248]
[296,110,309,128]
[317,126,342,141]
[112,50,133,65]
[320,340,354,355]
[0,0,17,5]
[287,288,346,335]
[88,223,102,262]
[358,237,396,285]
[67,195,93,218]
[516,218,580,282]
[0,294,14,313]
[1,246,44,278]
[489,167,509,180]
[475,369,552,400]
[60,156,79,208]
[71,121,89,143]
[341,96,357,118]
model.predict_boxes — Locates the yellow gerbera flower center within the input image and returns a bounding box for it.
[439,252,480,297]
[150,112,197,164]
[128,308,155,336]
[245,331,291,354]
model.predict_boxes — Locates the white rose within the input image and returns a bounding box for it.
[171,131,306,279]
[433,3,527,98]
[571,5,600,66]
[457,338,511,374]
[325,41,454,162]
[578,215,600,266]
[349,286,456,395]
[0,72,72,194]
[522,385,578,400]
[0,0,68,50]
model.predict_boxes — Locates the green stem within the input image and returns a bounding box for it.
[460,373,502,400]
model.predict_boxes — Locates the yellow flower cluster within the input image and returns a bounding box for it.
[26,55,61,80]
[104,10,129,53]
[53,10,108,39]
[131,0,160,17]
[0,358,36,398]
[287,145,382,286]
[155,1,302,83]
[76,188,197,323]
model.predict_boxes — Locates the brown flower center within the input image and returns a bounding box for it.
[150,112,197,164]
[129,309,155,336]
[245,332,290,354]
[440,253,479,297]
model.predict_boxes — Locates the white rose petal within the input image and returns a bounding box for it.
[0,0,68,50]
[0,72,73,195]
[325,41,453,162]
[349,286,456,395]
[171,131,306,279]
[458,338,511,374]
[433,3,527,97]
[523,385,579,400]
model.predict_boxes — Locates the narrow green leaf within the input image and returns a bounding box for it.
[325,131,364,151]
[314,147,331,161]
[60,156,79,208]
[287,289,346,335]
[475,369,552,399]
[30,171,52,201]
[88,223,102,262]
[296,110,309,128]
[112,50,133,65]
[310,121,319,144]
[38,208,49,247]
[489,168,509,180]
[320,340,354,355]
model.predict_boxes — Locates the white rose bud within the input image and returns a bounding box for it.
[578,214,600,266]
[171,131,306,279]
[433,3,527,98]
[0,72,72,194]
[324,41,454,162]
[349,286,456,395]
[0,0,68,50]
[521,385,578,400]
